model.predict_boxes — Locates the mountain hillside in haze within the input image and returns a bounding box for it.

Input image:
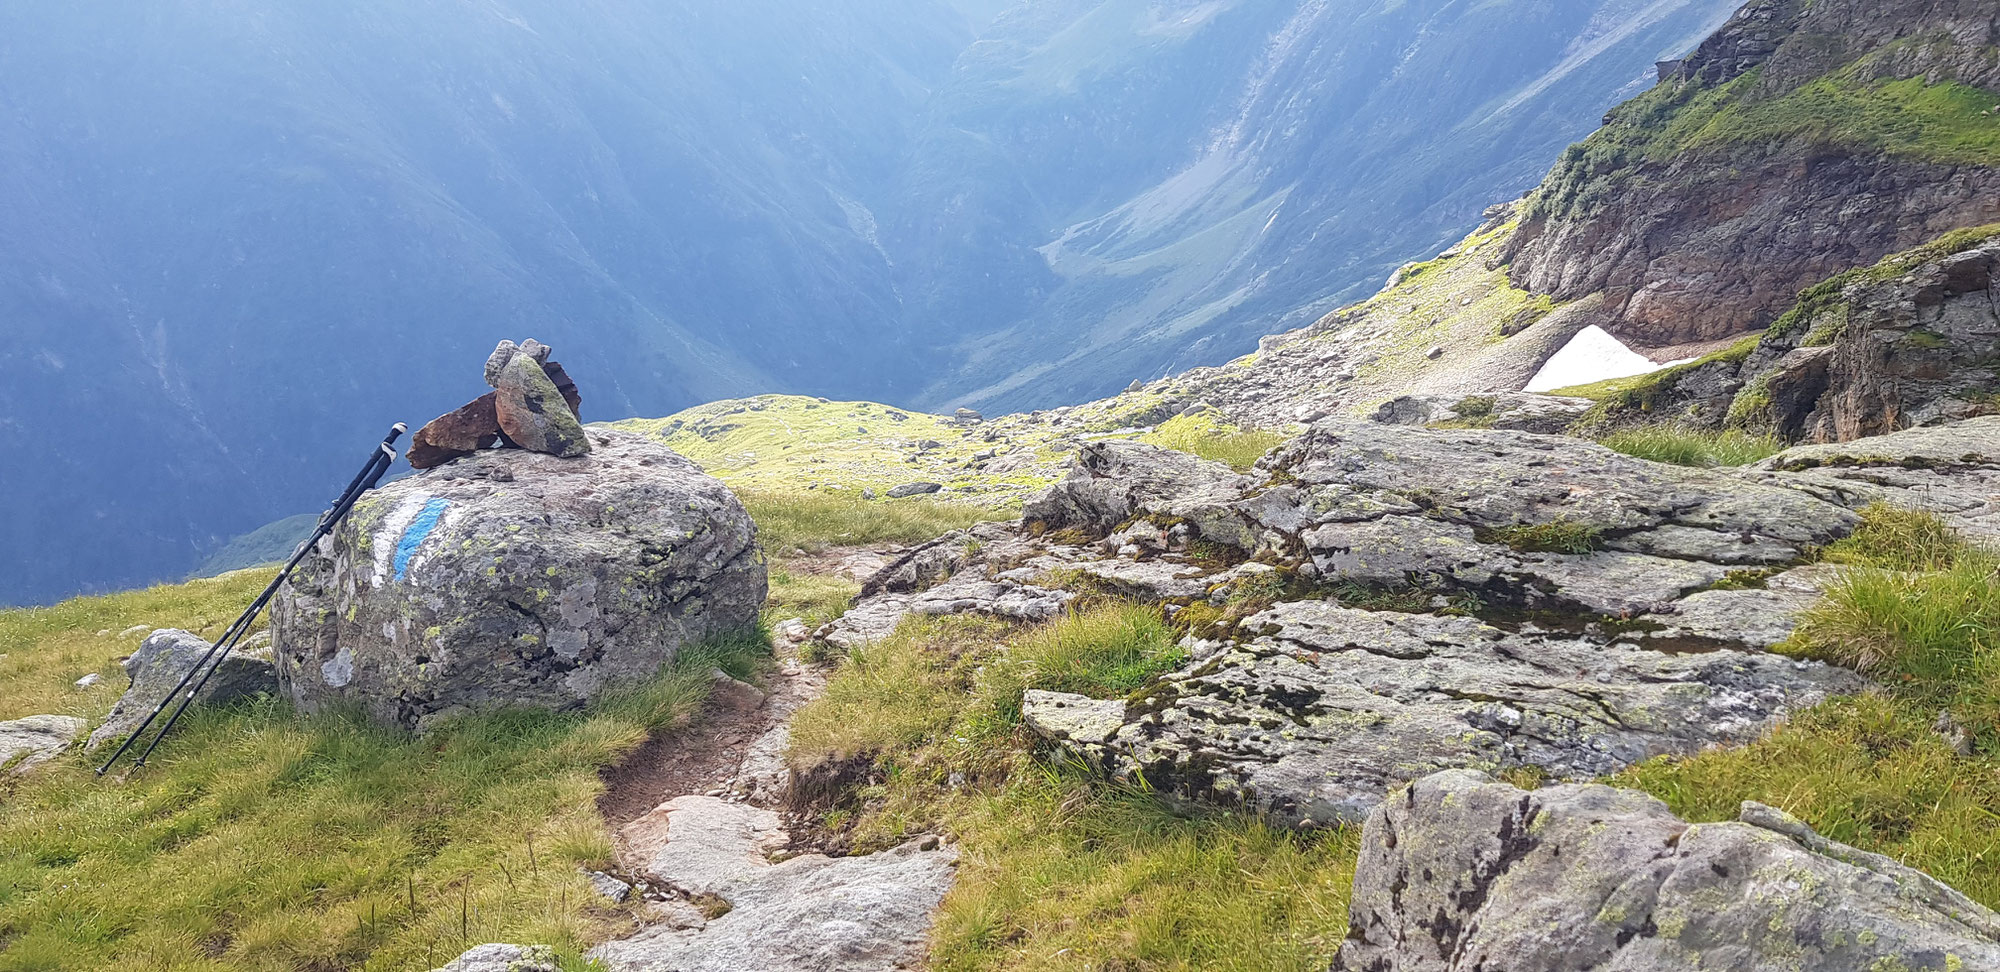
[2,0,1739,605]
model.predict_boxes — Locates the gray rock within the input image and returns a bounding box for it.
[73,673,101,689]
[1372,392,1592,434]
[1027,424,1862,615]
[818,573,1072,653]
[599,796,957,972]
[483,340,521,388]
[86,628,276,752]
[0,715,86,775]
[1031,601,1863,825]
[884,482,943,499]
[431,944,560,972]
[1021,690,1126,747]
[954,407,983,425]
[1333,770,2000,971]
[494,352,590,458]
[270,429,765,731]
[587,870,632,903]
[1751,416,2000,540]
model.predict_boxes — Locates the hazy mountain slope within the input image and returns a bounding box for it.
[4,0,1749,606]
[903,0,1745,411]
[0,0,981,606]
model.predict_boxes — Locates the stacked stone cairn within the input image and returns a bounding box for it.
[407,339,590,468]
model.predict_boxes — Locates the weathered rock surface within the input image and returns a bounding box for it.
[271,429,764,731]
[1034,426,1860,616]
[1333,770,2000,971]
[1372,392,1593,434]
[855,422,1943,823]
[0,715,86,775]
[409,393,503,470]
[597,795,957,972]
[493,352,590,459]
[815,523,1076,652]
[1588,233,2000,444]
[1744,416,2000,541]
[430,944,560,972]
[1506,0,2000,347]
[1034,601,1861,824]
[86,627,276,751]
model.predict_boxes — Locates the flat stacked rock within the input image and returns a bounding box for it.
[408,339,588,469]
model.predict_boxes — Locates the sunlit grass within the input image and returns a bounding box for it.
[1596,425,1784,467]
[0,581,767,971]
[1140,414,1286,472]
[737,488,1003,554]
[787,604,1351,970]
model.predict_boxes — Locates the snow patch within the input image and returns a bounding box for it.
[1525,325,1662,393]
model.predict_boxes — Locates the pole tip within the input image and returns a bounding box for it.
[392,422,409,435]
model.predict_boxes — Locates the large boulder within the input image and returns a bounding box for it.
[0,715,86,775]
[270,429,764,731]
[86,628,277,752]
[1333,770,2000,971]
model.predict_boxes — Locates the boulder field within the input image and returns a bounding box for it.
[270,429,764,731]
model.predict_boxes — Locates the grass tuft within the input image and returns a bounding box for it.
[786,604,1354,969]
[1140,414,1286,472]
[1485,518,1603,555]
[1596,425,1785,467]
[737,488,1003,554]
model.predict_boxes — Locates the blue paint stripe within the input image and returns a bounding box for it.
[394,498,451,582]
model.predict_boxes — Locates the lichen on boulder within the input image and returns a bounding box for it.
[1333,770,2000,971]
[270,429,764,731]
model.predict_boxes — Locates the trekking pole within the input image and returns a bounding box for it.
[97,423,407,775]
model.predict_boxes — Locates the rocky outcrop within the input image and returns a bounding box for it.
[1332,770,2000,971]
[594,796,957,972]
[1750,416,2000,539]
[1032,602,1861,825]
[0,715,86,775]
[1371,392,1593,434]
[270,429,764,731]
[1505,0,2000,347]
[86,627,277,751]
[1588,230,2000,443]
[821,420,1981,824]
[1037,426,1858,616]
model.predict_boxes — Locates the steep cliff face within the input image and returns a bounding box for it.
[1577,225,2000,442]
[1504,0,2000,347]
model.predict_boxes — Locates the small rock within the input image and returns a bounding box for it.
[708,670,767,712]
[429,943,560,972]
[772,618,810,644]
[73,673,101,689]
[861,488,877,500]
[483,340,522,387]
[0,715,86,776]
[1126,379,1144,393]
[585,869,632,903]
[96,629,111,638]
[87,629,277,752]
[118,625,150,639]
[954,408,983,425]
[1425,345,1444,359]
[1935,710,1975,756]
[886,482,944,499]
